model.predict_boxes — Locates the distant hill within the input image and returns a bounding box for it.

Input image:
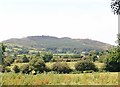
[2,35,112,53]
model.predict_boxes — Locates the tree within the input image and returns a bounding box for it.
[111,0,120,15]
[118,34,120,46]
[0,43,6,65]
[41,52,53,62]
[0,45,2,65]
[75,60,98,72]
[52,62,71,74]
[104,34,120,72]
[104,47,120,72]
[89,50,98,62]
[4,56,14,66]
[29,58,46,73]
[12,65,20,73]
[22,55,29,63]
[20,64,30,74]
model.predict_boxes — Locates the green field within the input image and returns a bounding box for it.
[8,62,104,70]
[1,62,118,85]
[1,72,118,85]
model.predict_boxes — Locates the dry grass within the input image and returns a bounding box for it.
[1,72,118,85]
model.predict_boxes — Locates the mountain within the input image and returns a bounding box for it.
[2,35,112,53]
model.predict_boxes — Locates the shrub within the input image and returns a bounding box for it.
[15,59,22,63]
[98,55,106,63]
[44,66,51,72]
[4,57,14,66]
[29,58,46,73]
[41,52,53,62]
[22,55,29,63]
[5,67,11,72]
[12,65,20,73]
[51,62,71,74]
[20,64,30,74]
[75,60,98,72]
[1,66,11,73]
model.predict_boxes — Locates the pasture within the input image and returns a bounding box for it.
[1,72,118,85]
[8,62,104,70]
[1,62,119,85]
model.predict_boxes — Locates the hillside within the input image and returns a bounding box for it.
[2,35,112,53]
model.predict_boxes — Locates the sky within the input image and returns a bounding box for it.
[0,0,118,45]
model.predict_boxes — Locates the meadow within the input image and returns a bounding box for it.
[1,72,118,85]
[8,62,104,70]
[1,62,119,85]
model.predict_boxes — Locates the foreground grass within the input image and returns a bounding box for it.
[1,72,118,85]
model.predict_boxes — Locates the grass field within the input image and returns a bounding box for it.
[1,72,118,85]
[3,62,118,85]
[9,62,104,70]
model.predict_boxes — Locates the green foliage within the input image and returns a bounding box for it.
[15,58,23,63]
[89,50,98,62]
[104,47,120,72]
[41,52,53,62]
[21,55,29,63]
[12,65,20,73]
[0,43,6,65]
[98,54,107,63]
[75,60,98,72]
[1,43,6,55]
[118,34,120,46]
[111,0,120,15]
[44,66,51,72]
[29,58,46,73]
[51,62,71,73]
[63,54,81,58]
[2,66,11,73]
[20,64,30,74]
[4,57,14,66]
[3,36,110,54]
[90,55,97,62]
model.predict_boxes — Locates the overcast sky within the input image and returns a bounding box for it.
[0,0,118,45]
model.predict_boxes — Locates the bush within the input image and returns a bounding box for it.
[12,65,20,73]
[1,66,11,73]
[51,62,71,74]
[15,59,22,63]
[75,60,98,72]
[22,55,29,63]
[44,66,51,72]
[4,57,14,66]
[41,52,53,62]
[29,58,46,73]
[20,64,30,74]
[98,55,106,63]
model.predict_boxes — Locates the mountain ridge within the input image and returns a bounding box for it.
[2,35,112,53]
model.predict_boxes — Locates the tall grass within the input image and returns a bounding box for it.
[1,72,118,85]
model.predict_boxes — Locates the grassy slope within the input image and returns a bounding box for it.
[3,36,111,51]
